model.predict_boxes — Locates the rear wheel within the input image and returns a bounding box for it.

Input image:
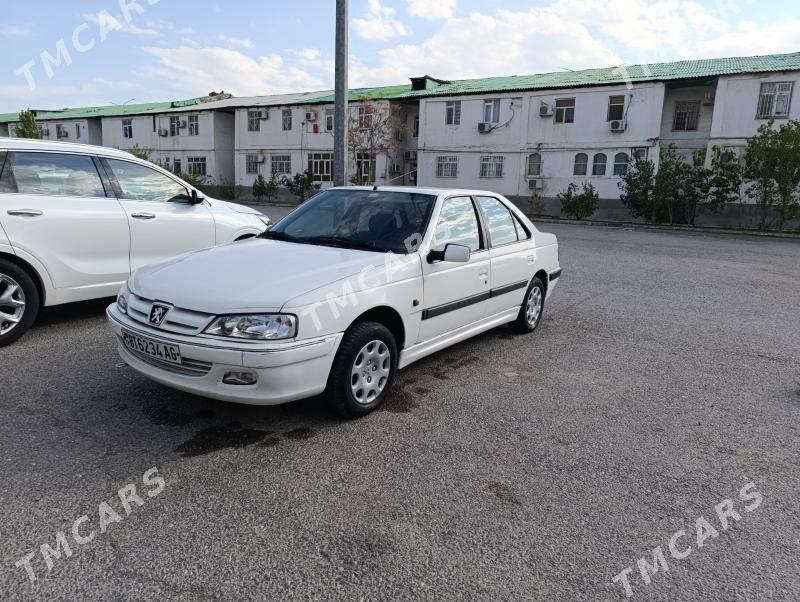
[325,321,397,418]
[510,276,545,334]
[0,260,39,347]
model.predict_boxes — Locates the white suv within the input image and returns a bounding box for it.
[0,138,270,346]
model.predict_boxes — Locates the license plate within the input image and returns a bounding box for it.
[122,330,182,365]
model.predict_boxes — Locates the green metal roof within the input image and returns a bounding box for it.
[0,98,206,124]
[304,84,413,104]
[392,51,800,98]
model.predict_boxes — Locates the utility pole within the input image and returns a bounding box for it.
[333,0,348,186]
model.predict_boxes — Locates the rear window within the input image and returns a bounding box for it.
[0,151,106,198]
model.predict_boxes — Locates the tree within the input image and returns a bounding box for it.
[707,146,743,213]
[126,145,152,161]
[282,171,318,203]
[15,110,41,139]
[347,98,406,185]
[253,173,279,202]
[558,182,599,220]
[618,154,656,222]
[744,120,800,231]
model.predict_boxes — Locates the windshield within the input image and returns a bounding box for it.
[266,189,436,254]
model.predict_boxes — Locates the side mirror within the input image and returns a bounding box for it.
[190,189,205,205]
[427,243,470,263]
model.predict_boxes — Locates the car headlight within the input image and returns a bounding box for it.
[258,215,271,228]
[117,283,129,314]
[203,314,297,340]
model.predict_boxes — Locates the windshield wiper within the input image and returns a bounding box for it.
[301,236,391,253]
[259,230,302,243]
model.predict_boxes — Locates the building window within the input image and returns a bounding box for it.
[188,115,199,136]
[555,98,575,124]
[445,101,461,125]
[436,156,458,178]
[355,152,376,183]
[527,152,542,177]
[479,155,504,178]
[271,154,291,176]
[75,124,81,139]
[608,95,625,121]
[483,99,501,123]
[413,115,419,137]
[632,147,647,160]
[170,116,180,136]
[592,153,607,176]
[56,124,68,139]
[173,158,182,173]
[613,152,629,176]
[187,156,207,177]
[282,109,292,131]
[246,154,260,174]
[122,119,133,139]
[163,157,170,171]
[573,153,588,176]
[325,108,334,131]
[248,110,261,132]
[756,82,793,119]
[357,106,374,130]
[673,101,700,131]
[308,152,332,182]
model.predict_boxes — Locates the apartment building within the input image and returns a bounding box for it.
[2,52,799,210]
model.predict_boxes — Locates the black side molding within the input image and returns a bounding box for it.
[421,280,528,320]
[549,268,562,282]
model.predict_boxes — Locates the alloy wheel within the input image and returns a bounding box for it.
[0,274,26,336]
[526,287,543,327]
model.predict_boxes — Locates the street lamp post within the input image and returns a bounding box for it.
[333,0,348,187]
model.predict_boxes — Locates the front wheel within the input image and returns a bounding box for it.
[0,260,39,348]
[325,321,397,418]
[510,277,545,334]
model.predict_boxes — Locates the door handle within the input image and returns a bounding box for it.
[7,209,43,217]
[131,212,156,220]
[478,272,488,279]
[526,255,536,264]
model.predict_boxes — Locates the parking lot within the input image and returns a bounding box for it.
[0,221,798,600]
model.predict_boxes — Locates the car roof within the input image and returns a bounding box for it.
[333,186,506,197]
[0,137,136,160]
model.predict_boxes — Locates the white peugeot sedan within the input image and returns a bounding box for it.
[0,138,269,346]
[107,187,561,417]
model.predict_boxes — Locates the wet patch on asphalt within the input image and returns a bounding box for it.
[175,423,273,457]
[284,427,315,440]
[143,404,194,426]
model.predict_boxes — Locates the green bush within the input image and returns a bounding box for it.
[558,182,599,220]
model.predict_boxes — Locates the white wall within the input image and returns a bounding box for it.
[10,118,102,145]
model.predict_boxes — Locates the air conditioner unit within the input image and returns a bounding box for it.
[539,103,553,117]
[158,128,169,137]
[478,122,491,133]
[610,119,627,132]
[528,179,542,190]
[305,111,317,121]
[179,120,188,128]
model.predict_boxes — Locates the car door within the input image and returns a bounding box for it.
[0,150,130,301]
[102,157,215,271]
[418,195,491,342]
[475,196,532,316]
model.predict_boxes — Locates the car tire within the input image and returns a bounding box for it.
[0,259,39,348]
[510,276,545,334]
[325,321,398,418]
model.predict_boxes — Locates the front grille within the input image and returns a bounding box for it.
[127,293,213,335]
[124,346,212,377]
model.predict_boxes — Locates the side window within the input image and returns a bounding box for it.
[0,152,106,197]
[476,196,519,246]
[105,159,191,203]
[432,196,481,253]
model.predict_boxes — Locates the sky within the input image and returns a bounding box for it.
[1,0,799,113]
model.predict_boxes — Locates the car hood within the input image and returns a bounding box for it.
[207,197,263,216]
[129,239,388,314]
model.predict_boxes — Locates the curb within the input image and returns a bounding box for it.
[525,216,800,240]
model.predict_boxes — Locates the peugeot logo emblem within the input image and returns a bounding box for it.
[149,303,171,326]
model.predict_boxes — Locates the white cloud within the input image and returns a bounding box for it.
[141,45,327,96]
[218,34,255,49]
[353,0,408,40]
[405,0,456,20]
[0,24,33,38]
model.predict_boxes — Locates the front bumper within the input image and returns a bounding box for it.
[107,304,341,405]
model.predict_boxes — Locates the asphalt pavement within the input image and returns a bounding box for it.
[0,221,798,600]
